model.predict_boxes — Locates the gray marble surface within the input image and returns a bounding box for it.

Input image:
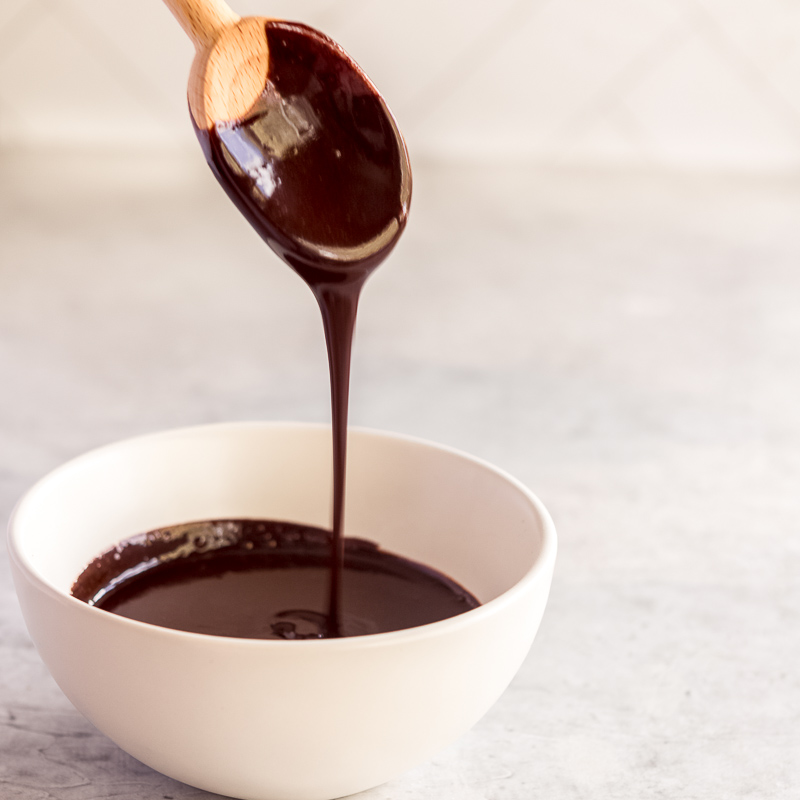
[1,149,799,799]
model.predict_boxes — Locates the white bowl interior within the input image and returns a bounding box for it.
[12,424,546,605]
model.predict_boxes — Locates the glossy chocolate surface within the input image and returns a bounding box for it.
[72,519,479,639]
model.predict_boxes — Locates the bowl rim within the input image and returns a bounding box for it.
[7,421,557,650]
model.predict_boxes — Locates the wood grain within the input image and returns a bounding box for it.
[163,0,270,129]
[162,0,239,49]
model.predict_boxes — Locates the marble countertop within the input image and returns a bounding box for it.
[1,149,798,799]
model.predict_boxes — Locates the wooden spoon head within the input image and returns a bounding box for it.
[188,16,269,130]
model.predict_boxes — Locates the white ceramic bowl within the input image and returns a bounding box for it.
[8,422,556,800]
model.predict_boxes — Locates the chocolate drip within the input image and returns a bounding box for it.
[193,21,410,634]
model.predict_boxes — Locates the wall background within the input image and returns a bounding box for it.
[2,0,800,170]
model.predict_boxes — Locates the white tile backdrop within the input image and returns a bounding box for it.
[2,0,800,169]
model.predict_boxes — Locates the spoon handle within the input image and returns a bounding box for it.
[162,0,239,49]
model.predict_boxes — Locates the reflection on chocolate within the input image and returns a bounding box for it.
[72,519,479,640]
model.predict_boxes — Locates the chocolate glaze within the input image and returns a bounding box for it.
[70,23,469,641]
[193,21,411,281]
[72,519,479,639]
[193,20,411,635]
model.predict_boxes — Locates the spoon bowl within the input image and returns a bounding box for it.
[164,0,411,277]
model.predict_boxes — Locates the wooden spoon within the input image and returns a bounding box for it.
[162,0,271,129]
[161,0,411,275]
